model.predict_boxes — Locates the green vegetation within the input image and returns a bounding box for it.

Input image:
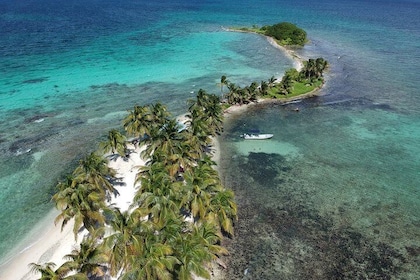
[233,22,307,46]
[31,92,236,279]
[222,57,328,105]
[29,26,328,279]
[263,22,307,46]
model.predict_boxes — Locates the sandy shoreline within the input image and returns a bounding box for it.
[0,27,317,280]
[0,144,145,280]
[223,26,305,71]
[0,137,225,280]
[0,102,317,279]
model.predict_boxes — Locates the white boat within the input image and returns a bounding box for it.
[240,133,273,140]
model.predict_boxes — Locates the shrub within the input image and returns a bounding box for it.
[264,22,307,46]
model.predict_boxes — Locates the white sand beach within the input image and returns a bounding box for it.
[0,28,312,279]
[0,144,145,280]
[0,138,226,280]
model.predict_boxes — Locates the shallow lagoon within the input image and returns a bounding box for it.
[218,98,420,278]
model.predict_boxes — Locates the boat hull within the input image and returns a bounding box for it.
[241,133,273,140]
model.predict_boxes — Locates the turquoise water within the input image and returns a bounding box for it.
[219,104,420,278]
[1,0,419,278]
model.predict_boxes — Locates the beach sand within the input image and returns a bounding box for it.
[0,140,226,280]
[0,29,314,279]
[0,144,145,280]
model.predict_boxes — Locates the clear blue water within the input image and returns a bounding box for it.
[0,0,419,278]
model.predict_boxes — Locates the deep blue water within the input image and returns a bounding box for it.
[0,0,419,278]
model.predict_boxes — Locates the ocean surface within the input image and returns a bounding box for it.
[0,0,419,278]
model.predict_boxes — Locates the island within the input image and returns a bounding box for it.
[232,22,308,47]
[25,23,328,280]
[219,55,328,106]
[224,22,328,105]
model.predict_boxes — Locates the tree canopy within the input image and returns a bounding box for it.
[39,91,237,280]
[262,22,307,46]
[221,57,328,103]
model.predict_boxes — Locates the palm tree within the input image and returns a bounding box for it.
[260,80,269,96]
[268,76,277,88]
[134,185,180,229]
[60,235,108,278]
[220,75,228,99]
[186,115,211,153]
[53,181,106,239]
[149,102,171,131]
[148,141,199,179]
[134,159,182,226]
[180,157,220,221]
[29,262,66,280]
[226,82,239,105]
[315,57,328,78]
[301,58,316,82]
[123,104,152,139]
[192,221,227,256]
[279,72,294,95]
[208,189,237,237]
[121,236,178,280]
[244,85,258,103]
[99,129,127,158]
[143,118,188,160]
[73,152,118,199]
[102,208,145,277]
[173,224,221,280]
[236,88,248,105]
[249,81,258,93]
[203,94,224,136]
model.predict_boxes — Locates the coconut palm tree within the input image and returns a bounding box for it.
[236,88,248,105]
[173,223,221,280]
[53,181,107,239]
[192,221,227,256]
[99,129,127,158]
[279,72,294,95]
[134,184,180,229]
[102,208,146,277]
[123,104,152,139]
[134,159,182,227]
[220,75,227,90]
[202,94,224,136]
[259,80,269,96]
[268,76,277,88]
[121,236,178,280]
[315,57,328,78]
[187,92,223,151]
[186,119,211,155]
[300,58,316,82]
[60,235,108,279]
[180,157,220,221]
[208,189,237,237]
[148,141,199,179]
[226,82,239,105]
[149,102,171,131]
[143,118,188,160]
[73,152,118,199]
[29,262,68,280]
[249,81,258,93]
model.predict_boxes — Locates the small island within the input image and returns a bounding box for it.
[224,22,328,104]
[233,22,308,47]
